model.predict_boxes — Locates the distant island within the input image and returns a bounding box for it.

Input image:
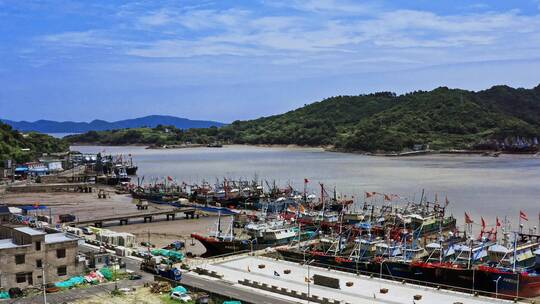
[1,115,225,133]
[64,84,540,154]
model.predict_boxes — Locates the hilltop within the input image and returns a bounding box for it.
[1,115,225,133]
[0,122,69,163]
[65,85,540,152]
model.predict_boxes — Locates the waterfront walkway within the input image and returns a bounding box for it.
[195,255,516,304]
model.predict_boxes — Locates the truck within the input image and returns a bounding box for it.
[58,214,76,223]
[164,240,184,251]
[140,257,182,281]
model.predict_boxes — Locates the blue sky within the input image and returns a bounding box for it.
[1,0,540,123]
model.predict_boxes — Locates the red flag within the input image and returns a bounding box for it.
[384,194,391,201]
[167,176,173,181]
[481,217,486,230]
[365,191,376,198]
[304,178,309,184]
[465,212,474,224]
[496,217,501,227]
[520,210,528,221]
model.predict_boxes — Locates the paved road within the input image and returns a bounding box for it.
[181,273,298,304]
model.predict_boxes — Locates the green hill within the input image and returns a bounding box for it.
[0,122,69,163]
[66,84,540,152]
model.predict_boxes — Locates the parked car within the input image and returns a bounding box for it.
[80,226,93,235]
[129,273,142,280]
[171,292,192,302]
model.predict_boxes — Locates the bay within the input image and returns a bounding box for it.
[71,145,540,231]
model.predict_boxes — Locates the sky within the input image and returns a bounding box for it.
[1,0,540,123]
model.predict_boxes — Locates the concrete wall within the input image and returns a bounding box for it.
[0,239,81,289]
[44,241,82,281]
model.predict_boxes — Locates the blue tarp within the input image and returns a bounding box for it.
[197,206,237,215]
[171,285,187,294]
[356,222,372,229]
[149,199,237,215]
[55,276,85,288]
[29,168,48,172]
[20,205,48,211]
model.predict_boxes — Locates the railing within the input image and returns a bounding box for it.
[270,253,534,303]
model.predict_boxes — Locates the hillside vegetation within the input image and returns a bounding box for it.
[66,85,540,152]
[0,122,69,163]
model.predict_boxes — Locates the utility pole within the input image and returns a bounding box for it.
[42,267,47,304]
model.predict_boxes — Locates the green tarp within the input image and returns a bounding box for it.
[100,267,113,280]
[223,301,242,304]
[151,248,184,262]
[0,292,10,299]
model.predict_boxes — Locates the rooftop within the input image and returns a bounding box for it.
[14,226,46,236]
[45,233,76,244]
[0,239,22,250]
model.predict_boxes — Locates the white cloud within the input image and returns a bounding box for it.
[138,9,174,27]
[39,30,114,47]
[29,1,540,81]
[264,0,378,15]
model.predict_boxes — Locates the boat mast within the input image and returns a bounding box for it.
[217,211,222,237]
[467,237,473,269]
[512,231,517,272]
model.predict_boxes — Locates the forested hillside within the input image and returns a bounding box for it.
[66,85,540,152]
[0,122,69,163]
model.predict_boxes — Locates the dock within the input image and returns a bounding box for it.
[67,207,197,228]
[191,255,516,304]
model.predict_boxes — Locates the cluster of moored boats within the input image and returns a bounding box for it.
[128,177,540,300]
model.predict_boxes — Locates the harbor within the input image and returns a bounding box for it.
[3,1,540,302]
[0,146,539,303]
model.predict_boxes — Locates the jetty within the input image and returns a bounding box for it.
[67,207,196,228]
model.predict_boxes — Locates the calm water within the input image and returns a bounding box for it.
[48,132,80,138]
[71,145,540,230]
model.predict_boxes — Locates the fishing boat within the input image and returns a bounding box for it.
[191,212,316,257]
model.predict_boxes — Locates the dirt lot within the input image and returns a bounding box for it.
[110,214,233,256]
[73,287,165,304]
[0,189,232,256]
[0,190,174,221]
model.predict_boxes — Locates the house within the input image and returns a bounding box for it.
[0,225,82,289]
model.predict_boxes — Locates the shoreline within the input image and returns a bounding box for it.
[69,143,540,157]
